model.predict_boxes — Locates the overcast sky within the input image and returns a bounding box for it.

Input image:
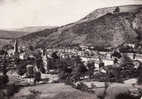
[0,0,142,29]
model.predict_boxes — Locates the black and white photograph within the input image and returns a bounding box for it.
[0,0,142,99]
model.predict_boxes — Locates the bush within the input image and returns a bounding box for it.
[0,84,21,99]
[137,74,142,85]
[0,75,9,87]
[5,84,21,97]
[16,60,27,76]
[116,93,140,99]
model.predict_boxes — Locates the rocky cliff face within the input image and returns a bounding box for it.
[80,5,142,23]
[132,8,142,40]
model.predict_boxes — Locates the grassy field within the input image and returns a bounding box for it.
[13,83,98,99]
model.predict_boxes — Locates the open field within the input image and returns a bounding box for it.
[11,78,141,99]
[13,83,98,99]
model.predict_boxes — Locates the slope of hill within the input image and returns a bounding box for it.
[18,5,142,48]
[18,27,59,47]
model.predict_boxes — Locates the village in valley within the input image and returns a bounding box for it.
[1,3,142,99]
[0,36,142,99]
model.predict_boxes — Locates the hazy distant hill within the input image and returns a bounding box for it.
[0,30,26,48]
[0,26,59,48]
[16,5,142,48]
[14,26,57,33]
[0,30,26,39]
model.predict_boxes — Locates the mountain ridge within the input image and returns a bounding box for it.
[17,4,142,48]
[1,4,142,49]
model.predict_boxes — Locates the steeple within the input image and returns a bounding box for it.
[14,39,19,55]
